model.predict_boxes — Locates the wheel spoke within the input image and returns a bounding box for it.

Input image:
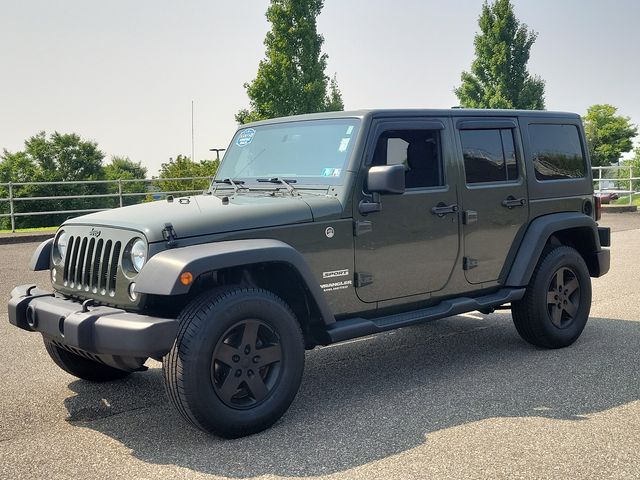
[256,345,282,367]
[551,304,563,327]
[547,291,558,305]
[241,321,260,350]
[565,277,579,296]
[555,269,565,290]
[564,299,578,318]
[245,374,268,402]
[215,343,239,366]
[217,373,242,404]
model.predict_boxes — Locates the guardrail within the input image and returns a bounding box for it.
[1,166,637,232]
[592,165,639,206]
[0,176,213,232]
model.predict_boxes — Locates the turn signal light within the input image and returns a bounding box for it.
[180,272,193,286]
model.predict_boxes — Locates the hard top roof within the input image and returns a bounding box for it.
[243,108,581,127]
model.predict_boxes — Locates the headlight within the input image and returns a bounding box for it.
[130,238,146,273]
[54,231,68,263]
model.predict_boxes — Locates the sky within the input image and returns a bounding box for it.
[1,0,639,175]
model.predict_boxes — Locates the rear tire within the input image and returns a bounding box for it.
[43,337,132,382]
[511,245,592,348]
[163,287,305,438]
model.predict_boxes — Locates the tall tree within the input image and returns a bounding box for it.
[0,131,106,228]
[236,0,343,124]
[455,0,545,110]
[156,155,219,192]
[583,104,637,166]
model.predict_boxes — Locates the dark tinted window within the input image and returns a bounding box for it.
[373,130,444,188]
[461,129,518,184]
[529,124,585,181]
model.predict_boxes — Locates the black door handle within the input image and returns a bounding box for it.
[431,202,459,217]
[501,196,526,208]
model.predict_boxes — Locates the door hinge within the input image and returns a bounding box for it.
[463,257,478,270]
[354,272,374,287]
[353,220,373,236]
[463,210,478,225]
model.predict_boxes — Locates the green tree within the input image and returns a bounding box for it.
[455,0,545,110]
[236,0,344,124]
[0,131,107,229]
[583,104,637,167]
[104,156,148,206]
[156,155,219,193]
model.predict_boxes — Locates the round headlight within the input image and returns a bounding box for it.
[55,231,69,261]
[130,239,146,273]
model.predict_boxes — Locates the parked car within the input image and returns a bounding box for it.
[9,109,610,438]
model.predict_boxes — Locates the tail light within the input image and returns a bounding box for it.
[594,196,602,221]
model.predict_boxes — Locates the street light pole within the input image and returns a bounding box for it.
[209,148,226,162]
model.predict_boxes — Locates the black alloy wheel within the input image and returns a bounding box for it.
[546,266,581,329]
[211,319,283,408]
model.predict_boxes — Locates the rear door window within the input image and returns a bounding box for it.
[529,124,586,180]
[460,129,519,184]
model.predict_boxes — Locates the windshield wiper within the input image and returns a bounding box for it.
[256,177,299,196]
[212,178,247,194]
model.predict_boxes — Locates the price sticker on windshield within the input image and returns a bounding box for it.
[236,128,256,147]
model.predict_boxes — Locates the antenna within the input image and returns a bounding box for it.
[191,100,195,162]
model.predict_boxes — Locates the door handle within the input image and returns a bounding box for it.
[501,196,526,209]
[431,202,459,217]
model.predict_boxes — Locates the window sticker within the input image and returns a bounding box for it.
[236,128,256,147]
[321,167,342,177]
[338,137,351,152]
[346,125,354,135]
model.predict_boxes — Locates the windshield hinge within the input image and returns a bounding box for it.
[162,223,178,248]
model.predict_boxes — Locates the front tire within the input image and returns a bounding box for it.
[163,287,305,438]
[43,337,132,382]
[511,245,592,348]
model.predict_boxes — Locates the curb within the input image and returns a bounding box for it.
[0,232,54,245]
[602,205,638,213]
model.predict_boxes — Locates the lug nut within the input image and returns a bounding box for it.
[235,369,242,377]
[232,355,240,363]
[244,345,251,354]
[253,356,260,364]
[247,369,254,377]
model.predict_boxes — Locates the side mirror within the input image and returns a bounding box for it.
[366,164,405,194]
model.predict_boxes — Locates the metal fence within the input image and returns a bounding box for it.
[592,165,639,205]
[1,166,638,232]
[0,176,213,232]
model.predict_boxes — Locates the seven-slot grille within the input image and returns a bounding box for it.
[63,236,122,296]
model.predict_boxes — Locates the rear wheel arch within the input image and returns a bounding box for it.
[506,213,601,286]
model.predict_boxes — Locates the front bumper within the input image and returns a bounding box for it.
[8,285,178,360]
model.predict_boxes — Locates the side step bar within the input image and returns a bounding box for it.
[324,288,525,344]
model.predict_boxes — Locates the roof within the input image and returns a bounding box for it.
[243,108,581,127]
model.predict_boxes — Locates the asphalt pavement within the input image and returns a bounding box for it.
[0,213,639,479]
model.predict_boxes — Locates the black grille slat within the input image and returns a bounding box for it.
[82,238,95,289]
[99,240,113,292]
[68,237,81,287]
[63,236,75,284]
[91,239,103,291]
[75,238,88,289]
[108,241,121,295]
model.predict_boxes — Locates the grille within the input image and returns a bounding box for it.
[63,236,122,296]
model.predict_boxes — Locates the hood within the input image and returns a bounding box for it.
[64,193,342,242]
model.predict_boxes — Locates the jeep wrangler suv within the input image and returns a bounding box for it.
[8,109,611,438]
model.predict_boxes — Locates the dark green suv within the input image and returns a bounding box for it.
[8,109,611,437]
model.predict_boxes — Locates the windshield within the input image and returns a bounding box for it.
[215,118,361,186]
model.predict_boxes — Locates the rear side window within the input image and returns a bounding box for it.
[529,124,586,181]
[460,129,518,184]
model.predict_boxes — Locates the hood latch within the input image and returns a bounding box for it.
[162,222,178,248]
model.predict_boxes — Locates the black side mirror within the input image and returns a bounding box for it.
[366,164,405,194]
[359,164,405,215]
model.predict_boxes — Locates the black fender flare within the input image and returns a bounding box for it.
[29,238,53,271]
[135,239,335,325]
[505,212,603,287]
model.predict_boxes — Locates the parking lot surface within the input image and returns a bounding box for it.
[1,213,639,480]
